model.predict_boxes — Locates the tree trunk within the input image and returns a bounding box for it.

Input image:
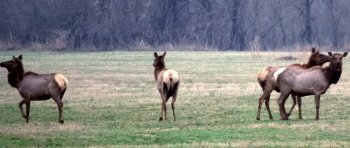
[304,0,312,44]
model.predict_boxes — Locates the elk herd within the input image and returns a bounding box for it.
[0,48,347,124]
[256,48,347,120]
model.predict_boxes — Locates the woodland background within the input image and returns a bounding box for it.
[1,0,350,51]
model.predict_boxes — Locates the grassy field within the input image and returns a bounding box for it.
[0,50,349,147]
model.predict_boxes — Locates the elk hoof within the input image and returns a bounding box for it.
[299,117,303,120]
[159,117,163,121]
[256,117,260,120]
[59,120,64,124]
[23,115,28,119]
[286,113,291,117]
[281,116,289,120]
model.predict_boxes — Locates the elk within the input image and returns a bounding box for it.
[153,52,180,121]
[276,52,347,120]
[256,48,332,120]
[0,55,68,123]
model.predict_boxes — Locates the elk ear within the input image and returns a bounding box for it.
[343,52,348,57]
[328,52,333,56]
[154,52,158,58]
[162,52,166,57]
[18,55,22,60]
[311,47,316,53]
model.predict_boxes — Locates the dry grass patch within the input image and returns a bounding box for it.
[248,122,290,129]
[0,122,85,136]
[145,127,181,133]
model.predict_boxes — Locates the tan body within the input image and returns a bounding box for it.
[153,52,180,121]
[256,48,332,120]
[276,52,347,120]
[278,67,329,96]
[19,73,68,101]
[0,55,68,123]
[157,69,179,93]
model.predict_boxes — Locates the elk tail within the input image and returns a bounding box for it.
[257,68,269,90]
[163,70,179,88]
[54,74,69,91]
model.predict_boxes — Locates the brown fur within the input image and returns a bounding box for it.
[276,52,347,120]
[257,67,270,88]
[0,55,68,123]
[256,48,332,120]
[153,52,180,121]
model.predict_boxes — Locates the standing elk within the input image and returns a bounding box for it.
[276,52,347,120]
[0,55,68,123]
[256,48,332,120]
[153,52,180,121]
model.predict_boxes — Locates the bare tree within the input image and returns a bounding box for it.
[1,0,350,51]
[226,0,247,50]
[295,0,314,44]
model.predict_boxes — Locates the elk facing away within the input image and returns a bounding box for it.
[0,55,68,123]
[276,52,347,120]
[256,48,332,120]
[153,52,179,121]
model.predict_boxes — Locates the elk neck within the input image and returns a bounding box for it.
[154,63,166,81]
[303,58,318,68]
[7,63,25,88]
[322,63,342,84]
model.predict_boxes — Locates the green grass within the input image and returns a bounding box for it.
[0,51,350,147]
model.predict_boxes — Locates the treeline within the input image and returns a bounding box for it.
[1,0,350,51]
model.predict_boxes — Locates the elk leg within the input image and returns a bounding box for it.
[159,104,164,121]
[60,90,66,123]
[265,94,273,120]
[159,94,165,121]
[287,93,297,117]
[256,88,273,120]
[278,92,290,120]
[171,100,176,121]
[314,94,321,120]
[256,96,264,120]
[171,96,177,121]
[53,97,64,124]
[297,96,303,119]
[25,101,30,123]
[58,101,64,124]
[171,82,179,121]
[162,97,167,121]
[19,100,26,118]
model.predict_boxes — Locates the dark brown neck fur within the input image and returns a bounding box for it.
[154,64,166,81]
[290,57,318,69]
[7,63,25,88]
[293,57,318,69]
[304,58,319,68]
[322,64,342,84]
